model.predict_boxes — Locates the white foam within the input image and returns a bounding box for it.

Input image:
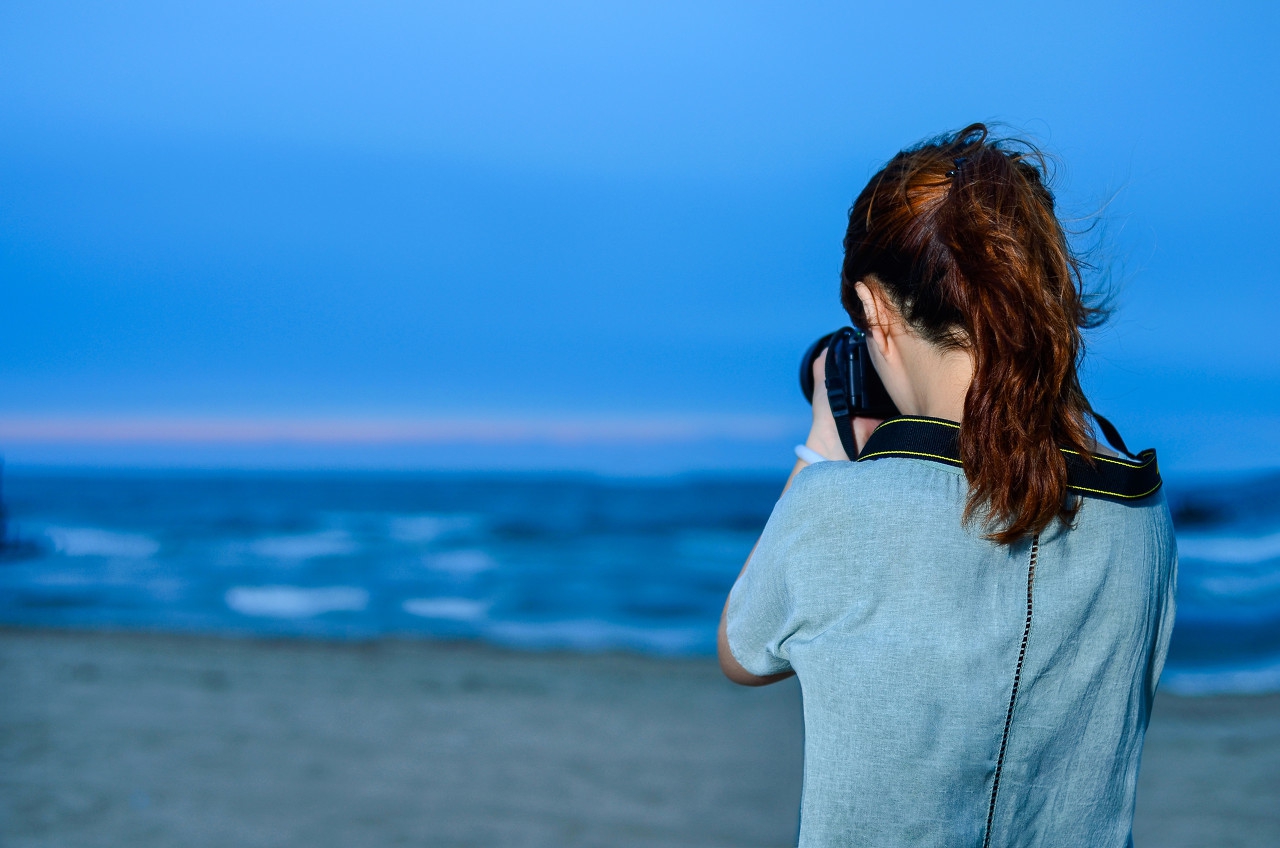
[1161,659,1280,696]
[1177,530,1280,564]
[225,585,368,618]
[484,619,708,655]
[388,515,473,544]
[44,526,160,558]
[422,549,497,575]
[1197,571,1280,597]
[677,531,756,561]
[248,530,356,561]
[402,597,490,621]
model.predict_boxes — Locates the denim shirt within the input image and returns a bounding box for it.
[726,456,1177,847]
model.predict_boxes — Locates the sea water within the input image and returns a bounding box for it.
[1,468,1277,695]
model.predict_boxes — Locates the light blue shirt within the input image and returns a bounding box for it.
[726,455,1177,847]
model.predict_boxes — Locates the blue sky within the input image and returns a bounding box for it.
[1,1,1277,473]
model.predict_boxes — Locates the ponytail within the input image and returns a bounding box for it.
[841,124,1106,544]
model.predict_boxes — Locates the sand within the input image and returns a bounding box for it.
[1,628,1276,847]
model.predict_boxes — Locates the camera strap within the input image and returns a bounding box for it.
[855,416,1162,503]
[824,334,899,461]
[824,337,861,462]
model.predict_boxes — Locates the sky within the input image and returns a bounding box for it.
[1,1,1278,474]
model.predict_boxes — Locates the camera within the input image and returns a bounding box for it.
[799,327,900,458]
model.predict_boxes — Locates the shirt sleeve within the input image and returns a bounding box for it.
[724,473,814,677]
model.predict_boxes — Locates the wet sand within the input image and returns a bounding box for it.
[2,628,1277,847]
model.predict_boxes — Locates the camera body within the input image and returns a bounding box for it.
[799,327,900,458]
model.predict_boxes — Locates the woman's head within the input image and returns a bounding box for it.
[841,123,1106,543]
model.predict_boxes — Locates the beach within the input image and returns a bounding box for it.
[2,628,1277,847]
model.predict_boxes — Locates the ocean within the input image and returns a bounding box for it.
[2,467,1278,696]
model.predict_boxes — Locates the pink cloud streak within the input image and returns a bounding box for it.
[0,415,795,445]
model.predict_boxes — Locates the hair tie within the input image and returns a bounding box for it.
[946,156,968,178]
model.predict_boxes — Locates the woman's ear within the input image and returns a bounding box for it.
[854,280,892,357]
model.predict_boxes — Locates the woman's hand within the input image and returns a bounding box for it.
[805,347,883,461]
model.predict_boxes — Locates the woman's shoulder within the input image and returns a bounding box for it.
[1065,486,1177,557]
[788,455,967,503]
[776,457,970,538]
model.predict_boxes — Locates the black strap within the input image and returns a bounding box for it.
[1090,411,1135,459]
[856,417,1162,503]
[824,342,861,461]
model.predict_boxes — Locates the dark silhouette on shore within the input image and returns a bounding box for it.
[0,459,42,562]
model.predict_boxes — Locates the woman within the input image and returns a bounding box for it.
[717,124,1176,847]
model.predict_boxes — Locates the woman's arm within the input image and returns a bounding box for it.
[717,470,802,686]
[716,351,880,686]
[718,605,797,685]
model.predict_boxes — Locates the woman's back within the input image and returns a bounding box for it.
[727,448,1176,846]
[718,123,1178,846]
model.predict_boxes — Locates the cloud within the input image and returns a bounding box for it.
[0,414,793,445]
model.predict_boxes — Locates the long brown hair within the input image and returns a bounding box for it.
[841,123,1107,544]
